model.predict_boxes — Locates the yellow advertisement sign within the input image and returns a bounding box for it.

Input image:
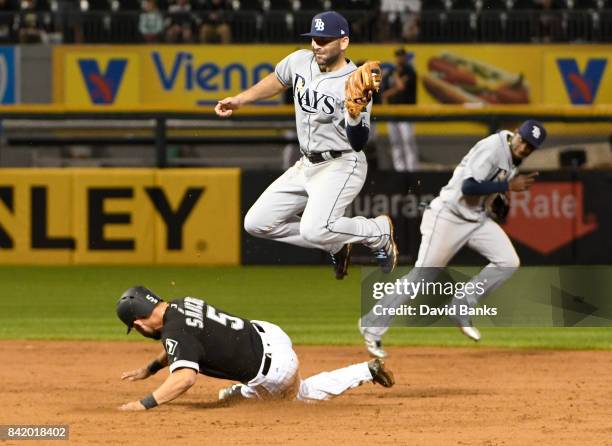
[53,44,612,107]
[544,49,612,105]
[58,49,141,106]
[0,169,240,265]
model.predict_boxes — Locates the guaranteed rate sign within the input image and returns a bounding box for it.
[0,169,240,265]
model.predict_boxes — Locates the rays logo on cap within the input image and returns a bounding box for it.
[314,18,325,31]
[532,126,541,139]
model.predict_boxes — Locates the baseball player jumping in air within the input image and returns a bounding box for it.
[359,120,546,358]
[116,286,394,411]
[215,11,398,279]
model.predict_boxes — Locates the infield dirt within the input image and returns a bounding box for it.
[2,341,611,445]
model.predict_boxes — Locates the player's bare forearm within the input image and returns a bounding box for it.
[155,349,169,367]
[152,368,197,405]
[119,368,197,411]
[120,350,168,381]
[236,73,287,105]
[215,73,286,117]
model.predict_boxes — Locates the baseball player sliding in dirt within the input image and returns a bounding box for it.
[215,11,398,279]
[116,286,394,411]
[359,120,547,358]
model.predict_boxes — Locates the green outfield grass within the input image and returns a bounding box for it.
[0,265,611,349]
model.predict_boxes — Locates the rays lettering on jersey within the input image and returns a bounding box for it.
[293,74,335,115]
[184,296,205,328]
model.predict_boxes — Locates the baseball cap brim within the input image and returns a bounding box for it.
[301,31,343,38]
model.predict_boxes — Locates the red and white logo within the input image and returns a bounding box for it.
[503,182,598,254]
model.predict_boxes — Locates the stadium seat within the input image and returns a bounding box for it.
[566,9,594,40]
[510,0,538,9]
[599,9,612,41]
[261,11,290,42]
[452,10,476,41]
[299,0,323,10]
[82,0,112,43]
[479,9,508,41]
[571,0,600,9]
[481,0,509,10]
[420,10,447,41]
[109,0,140,42]
[421,0,448,11]
[294,10,314,32]
[267,0,294,10]
[505,9,537,40]
[451,0,476,10]
[86,0,112,10]
[238,0,262,9]
[119,0,144,10]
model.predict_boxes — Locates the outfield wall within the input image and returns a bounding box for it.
[242,170,611,266]
[0,169,240,265]
[0,168,610,265]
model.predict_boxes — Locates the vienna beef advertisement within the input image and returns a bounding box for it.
[52,44,612,108]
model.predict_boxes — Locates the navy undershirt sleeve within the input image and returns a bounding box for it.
[462,177,509,196]
[346,121,370,152]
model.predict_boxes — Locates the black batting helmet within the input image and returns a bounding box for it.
[116,286,163,334]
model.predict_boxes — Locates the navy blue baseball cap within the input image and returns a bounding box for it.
[518,120,547,149]
[302,11,349,38]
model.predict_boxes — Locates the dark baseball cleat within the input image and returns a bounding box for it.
[368,358,395,388]
[331,244,352,280]
[218,384,245,404]
[373,215,398,274]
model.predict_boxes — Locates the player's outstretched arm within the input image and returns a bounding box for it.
[118,368,197,411]
[121,350,168,381]
[215,73,287,118]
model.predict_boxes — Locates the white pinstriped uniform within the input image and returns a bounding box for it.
[244,50,391,254]
[362,131,522,336]
[239,321,374,401]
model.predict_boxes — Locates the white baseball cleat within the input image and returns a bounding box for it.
[358,319,388,358]
[459,325,481,342]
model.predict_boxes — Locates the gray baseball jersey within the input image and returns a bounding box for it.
[435,130,518,222]
[275,49,372,155]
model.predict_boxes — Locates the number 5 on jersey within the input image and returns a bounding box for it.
[206,305,244,330]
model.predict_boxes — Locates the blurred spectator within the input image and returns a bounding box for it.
[139,0,164,42]
[15,0,48,43]
[198,0,231,43]
[0,0,15,42]
[165,0,199,43]
[382,48,419,172]
[378,0,420,42]
[56,0,83,43]
[539,0,565,42]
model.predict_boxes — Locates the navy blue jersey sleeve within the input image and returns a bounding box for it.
[462,177,509,196]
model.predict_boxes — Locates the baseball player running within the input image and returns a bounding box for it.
[116,286,394,411]
[215,11,398,279]
[359,120,547,357]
